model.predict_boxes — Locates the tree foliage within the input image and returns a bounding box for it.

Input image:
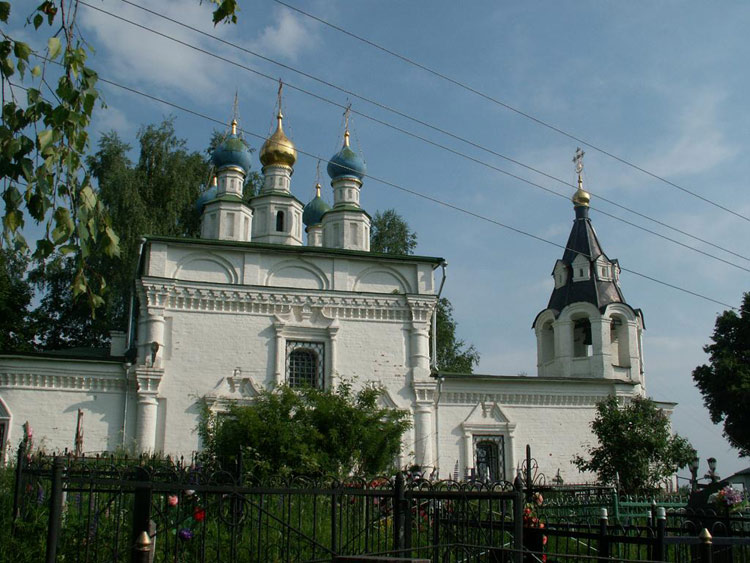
[1,1,116,310]
[572,395,694,494]
[369,208,479,373]
[692,292,750,457]
[435,297,480,373]
[370,209,417,255]
[0,0,240,312]
[200,383,411,479]
[0,248,34,351]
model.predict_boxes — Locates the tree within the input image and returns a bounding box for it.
[200,383,411,480]
[1,1,239,311]
[370,209,417,255]
[0,248,34,351]
[692,292,750,457]
[370,208,480,373]
[435,297,480,373]
[572,395,694,494]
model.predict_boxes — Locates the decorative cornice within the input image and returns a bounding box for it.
[138,279,423,322]
[441,391,615,407]
[0,371,127,393]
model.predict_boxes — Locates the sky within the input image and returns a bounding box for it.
[7,1,750,479]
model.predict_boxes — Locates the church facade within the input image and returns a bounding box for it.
[0,104,665,483]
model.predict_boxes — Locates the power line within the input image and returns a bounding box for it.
[75,2,750,274]
[8,78,739,312]
[273,0,750,225]
[113,0,750,265]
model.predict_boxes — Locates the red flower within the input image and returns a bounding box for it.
[193,507,206,522]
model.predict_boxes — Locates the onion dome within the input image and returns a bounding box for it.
[211,120,252,173]
[195,178,218,213]
[259,112,297,168]
[302,183,331,227]
[327,131,366,181]
[572,176,590,207]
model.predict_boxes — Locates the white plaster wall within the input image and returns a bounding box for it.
[147,242,434,295]
[0,358,134,457]
[432,378,640,484]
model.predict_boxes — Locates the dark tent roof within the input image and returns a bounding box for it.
[546,206,627,313]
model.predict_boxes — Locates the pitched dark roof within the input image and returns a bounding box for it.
[546,206,626,313]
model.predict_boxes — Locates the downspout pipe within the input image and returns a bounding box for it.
[122,238,147,446]
[430,260,447,477]
[431,261,447,372]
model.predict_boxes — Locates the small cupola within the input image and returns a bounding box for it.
[259,111,297,170]
[303,183,331,228]
[327,130,366,181]
[211,120,253,174]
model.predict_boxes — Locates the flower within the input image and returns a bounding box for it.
[178,528,193,541]
[167,495,179,507]
[185,489,195,498]
[193,507,206,522]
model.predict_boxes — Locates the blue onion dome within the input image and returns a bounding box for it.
[303,183,331,227]
[327,130,366,181]
[195,180,218,213]
[211,120,252,173]
[259,112,297,168]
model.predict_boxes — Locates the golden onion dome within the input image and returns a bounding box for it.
[572,176,590,207]
[259,112,297,168]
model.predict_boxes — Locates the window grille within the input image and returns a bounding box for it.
[286,341,324,388]
[474,436,505,482]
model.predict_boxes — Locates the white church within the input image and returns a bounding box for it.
[0,101,662,483]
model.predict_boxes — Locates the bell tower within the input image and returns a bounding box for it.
[532,149,644,383]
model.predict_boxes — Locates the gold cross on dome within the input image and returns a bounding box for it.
[573,147,585,175]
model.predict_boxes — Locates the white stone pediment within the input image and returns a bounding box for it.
[274,303,336,328]
[463,400,512,427]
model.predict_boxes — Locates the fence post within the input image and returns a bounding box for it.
[513,483,523,563]
[654,506,666,562]
[599,507,610,560]
[12,444,25,529]
[132,531,152,563]
[525,445,532,503]
[331,487,338,555]
[131,466,152,563]
[45,456,64,563]
[393,472,405,554]
[699,528,713,563]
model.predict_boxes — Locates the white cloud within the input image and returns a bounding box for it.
[643,90,737,178]
[79,0,238,102]
[251,9,318,62]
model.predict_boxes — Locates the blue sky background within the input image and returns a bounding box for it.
[8,1,750,480]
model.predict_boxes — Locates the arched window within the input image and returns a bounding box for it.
[0,397,10,464]
[573,317,593,357]
[610,315,631,367]
[286,341,324,388]
[276,210,285,232]
[474,436,505,482]
[540,321,554,363]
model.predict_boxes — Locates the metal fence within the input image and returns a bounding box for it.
[11,452,524,563]
[9,451,750,563]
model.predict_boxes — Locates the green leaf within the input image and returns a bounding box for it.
[47,36,61,60]
[52,207,74,244]
[30,64,41,77]
[37,129,54,152]
[33,13,43,29]
[14,41,32,61]
[0,2,9,22]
